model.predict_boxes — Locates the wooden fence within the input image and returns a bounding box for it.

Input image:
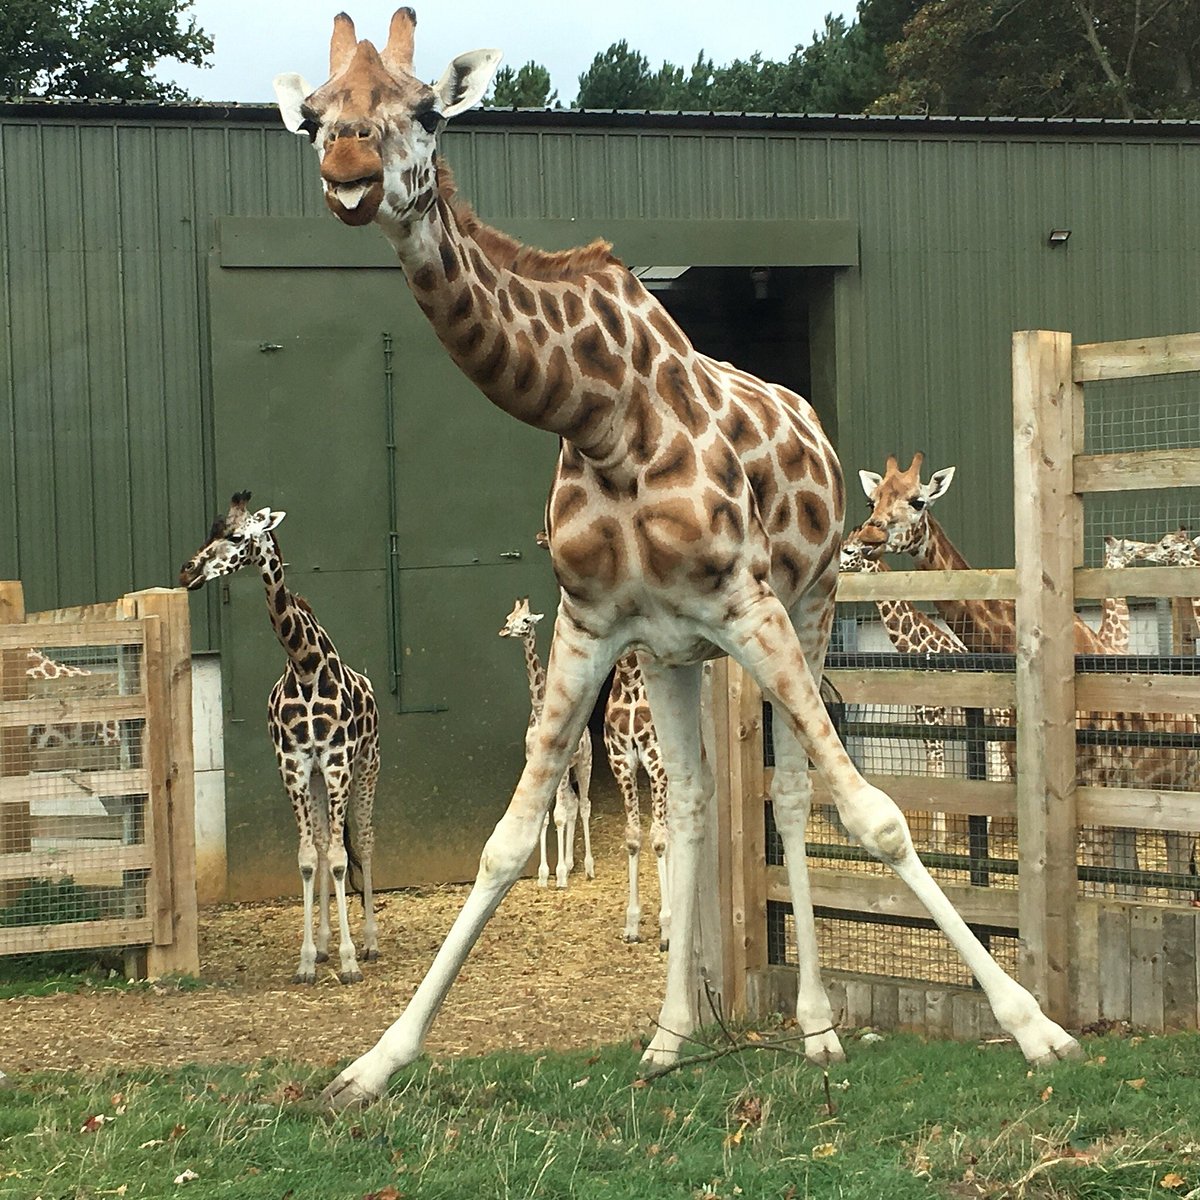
[0,581,198,978]
[714,330,1200,1038]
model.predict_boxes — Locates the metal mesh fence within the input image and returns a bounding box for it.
[1,638,150,953]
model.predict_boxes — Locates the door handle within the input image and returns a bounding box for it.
[499,551,522,560]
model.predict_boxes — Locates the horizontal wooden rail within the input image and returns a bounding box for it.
[0,917,153,957]
[836,569,1015,602]
[1073,333,1200,382]
[0,620,146,650]
[766,865,1019,927]
[1075,673,1200,713]
[0,843,152,882]
[1075,565,1200,600]
[825,668,1015,708]
[805,771,1018,818]
[1078,786,1200,833]
[26,602,124,624]
[0,769,149,807]
[1075,448,1200,493]
[0,694,145,729]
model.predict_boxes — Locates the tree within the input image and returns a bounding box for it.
[0,0,212,101]
[487,60,558,109]
[575,40,659,109]
[875,0,1200,118]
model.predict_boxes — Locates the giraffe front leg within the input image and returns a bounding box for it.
[321,621,614,1110]
[576,736,595,879]
[278,755,321,984]
[553,776,579,889]
[537,812,551,887]
[723,596,1081,1068]
[323,764,364,985]
[315,835,332,964]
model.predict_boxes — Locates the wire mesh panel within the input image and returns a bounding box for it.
[0,614,156,959]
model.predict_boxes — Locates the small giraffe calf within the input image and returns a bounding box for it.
[603,652,671,948]
[180,492,381,982]
[498,597,594,887]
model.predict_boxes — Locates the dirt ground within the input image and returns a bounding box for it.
[0,786,670,1076]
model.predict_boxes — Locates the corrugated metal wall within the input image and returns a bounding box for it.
[3,109,1199,616]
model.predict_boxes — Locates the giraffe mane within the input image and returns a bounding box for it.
[436,162,621,283]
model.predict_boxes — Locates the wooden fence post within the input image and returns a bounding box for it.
[0,582,29,909]
[1012,330,1081,1025]
[124,588,199,977]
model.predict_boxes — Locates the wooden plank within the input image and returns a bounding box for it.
[1012,329,1079,1025]
[872,982,900,1030]
[1098,904,1132,1022]
[0,916,153,957]
[136,613,173,948]
[1074,900,1101,1028]
[0,694,146,729]
[809,772,1017,818]
[824,975,847,1030]
[709,658,737,1015]
[825,669,1014,708]
[695,661,726,1011]
[26,601,122,624]
[0,620,147,650]
[844,979,872,1026]
[1162,910,1198,1031]
[1075,674,1200,714]
[0,582,30,908]
[952,993,983,1041]
[724,660,751,1015]
[1130,907,1165,1033]
[0,769,149,808]
[132,588,199,977]
[1075,565,1200,601]
[767,865,1019,927]
[738,666,768,991]
[925,988,952,1037]
[896,985,925,1031]
[0,843,154,881]
[1073,332,1200,382]
[1075,448,1200,493]
[1078,787,1200,834]
[836,569,1016,603]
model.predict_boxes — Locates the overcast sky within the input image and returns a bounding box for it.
[158,1,859,105]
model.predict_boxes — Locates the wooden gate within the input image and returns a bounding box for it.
[0,582,198,978]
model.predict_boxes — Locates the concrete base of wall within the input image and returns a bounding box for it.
[191,654,226,903]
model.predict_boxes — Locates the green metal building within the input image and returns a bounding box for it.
[2,101,1198,897]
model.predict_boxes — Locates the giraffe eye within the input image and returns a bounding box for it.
[228,533,244,544]
[416,109,441,135]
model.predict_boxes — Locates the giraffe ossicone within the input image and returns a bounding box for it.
[180,491,382,985]
[275,11,1081,1109]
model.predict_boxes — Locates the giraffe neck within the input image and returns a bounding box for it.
[379,164,660,458]
[1096,593,1130,653]
[255,534,336,679]
[521,631,546,723]
[853,557,957,653]
[25,649,91,680]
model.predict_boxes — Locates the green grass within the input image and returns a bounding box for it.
[2,1030,1199,1199]
[0,950,205,1000]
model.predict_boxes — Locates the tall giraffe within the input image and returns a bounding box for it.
[604,651,671,948]
[179,492,380,983]
[838,539,1011,849]
[274,12,1078,1107]
[1137,527,1200,634]
[1095,536,1142,654]
[498,597,595,888]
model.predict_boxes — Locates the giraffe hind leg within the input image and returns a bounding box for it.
[353,735,381,961]
[609,751,643,942]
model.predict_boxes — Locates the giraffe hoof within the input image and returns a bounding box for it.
[314,951,330,964]
[360,947,381,962]
[292,971,317,985]
[622,931,641,944]
[658,939,670,953]
[338,968,364,985]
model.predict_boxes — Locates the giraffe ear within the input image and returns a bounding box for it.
[925,466,956,502]
[263,510,286,531]
[858,470,882,499]
[273,73,314,134]
[530,611,544,625]
[434,49,502,119]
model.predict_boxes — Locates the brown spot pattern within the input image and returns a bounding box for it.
[648,308,688,355]
[630,320,656,376]
[656,358,707,435]
[574,328,626,388]
[626,381,662,464]
[510,278,538,316]
[633,498,703,582]
[645,434,697,489]
[563,290,585,327]
[541,292,564,333]
[592,290,627,347]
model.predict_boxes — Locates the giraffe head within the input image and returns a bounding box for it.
[179,491,286,590]
[854,453,956,557]
[838,537,881,574]
[1138,527,1200,567]
[1103,534,1149,569]
[273,9,500,230]
[498,597,544,640]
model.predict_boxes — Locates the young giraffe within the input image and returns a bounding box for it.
[24,650,121,757]
[179,492,380,983]
[1096,535,1142,654]
[604,651,671,948]
[1137,527,1200,633]
[855,459,1195,889]
[274,11,1078,1107]
[498,597,594,888]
